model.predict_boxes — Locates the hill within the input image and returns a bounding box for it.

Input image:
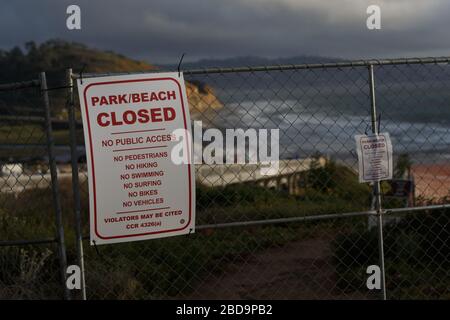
[0,40,157,82]
[0,40,222,114]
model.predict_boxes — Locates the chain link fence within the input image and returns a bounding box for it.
[0,79,66,299]
[0,57,449,299]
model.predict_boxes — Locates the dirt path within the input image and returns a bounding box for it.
[185,237,368,299]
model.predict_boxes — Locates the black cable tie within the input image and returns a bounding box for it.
[92,240,103,259]
[79,64,87,85]
[377,113,382,133]
[177,53,186,77]
[365,122,370,135]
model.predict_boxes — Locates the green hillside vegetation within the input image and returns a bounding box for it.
[0,159,373,298]
[0,40,155,83]
[0,40,222,151]
[1,157,447,299]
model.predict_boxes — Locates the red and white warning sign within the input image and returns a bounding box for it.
[77,72,195,245]
[355,133,393,183]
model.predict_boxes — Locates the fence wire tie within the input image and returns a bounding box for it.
[177,53,186,77]
[92,240,105,261]
[79,64,87,85]
[364,121,372,135]
[358,118,371,135]
[360,114,381,135]
[378,113,382,133]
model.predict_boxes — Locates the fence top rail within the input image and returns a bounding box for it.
[0,79,40,91]
[70,56,450,79]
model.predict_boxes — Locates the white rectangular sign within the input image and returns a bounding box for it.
[355,133,393,183]
[77,72,195,245]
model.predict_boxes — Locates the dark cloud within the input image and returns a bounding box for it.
[1,0,450,64]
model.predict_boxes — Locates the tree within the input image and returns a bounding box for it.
[394,153,412,179]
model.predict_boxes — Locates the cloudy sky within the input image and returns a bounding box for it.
[1,0,450,64]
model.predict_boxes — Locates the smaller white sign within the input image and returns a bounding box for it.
[355,133,393,183]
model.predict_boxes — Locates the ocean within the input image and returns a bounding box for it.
[185,62,450,167]
[205,94,450,166]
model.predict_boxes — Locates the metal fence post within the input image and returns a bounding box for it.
[40,72,70,300]
[368,64,387,300]
[66,68,87,300]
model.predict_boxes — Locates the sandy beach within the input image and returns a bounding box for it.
[411,163,450,203]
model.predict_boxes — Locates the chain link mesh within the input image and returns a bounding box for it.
[1,59,449,299]
[0,83,64,298]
